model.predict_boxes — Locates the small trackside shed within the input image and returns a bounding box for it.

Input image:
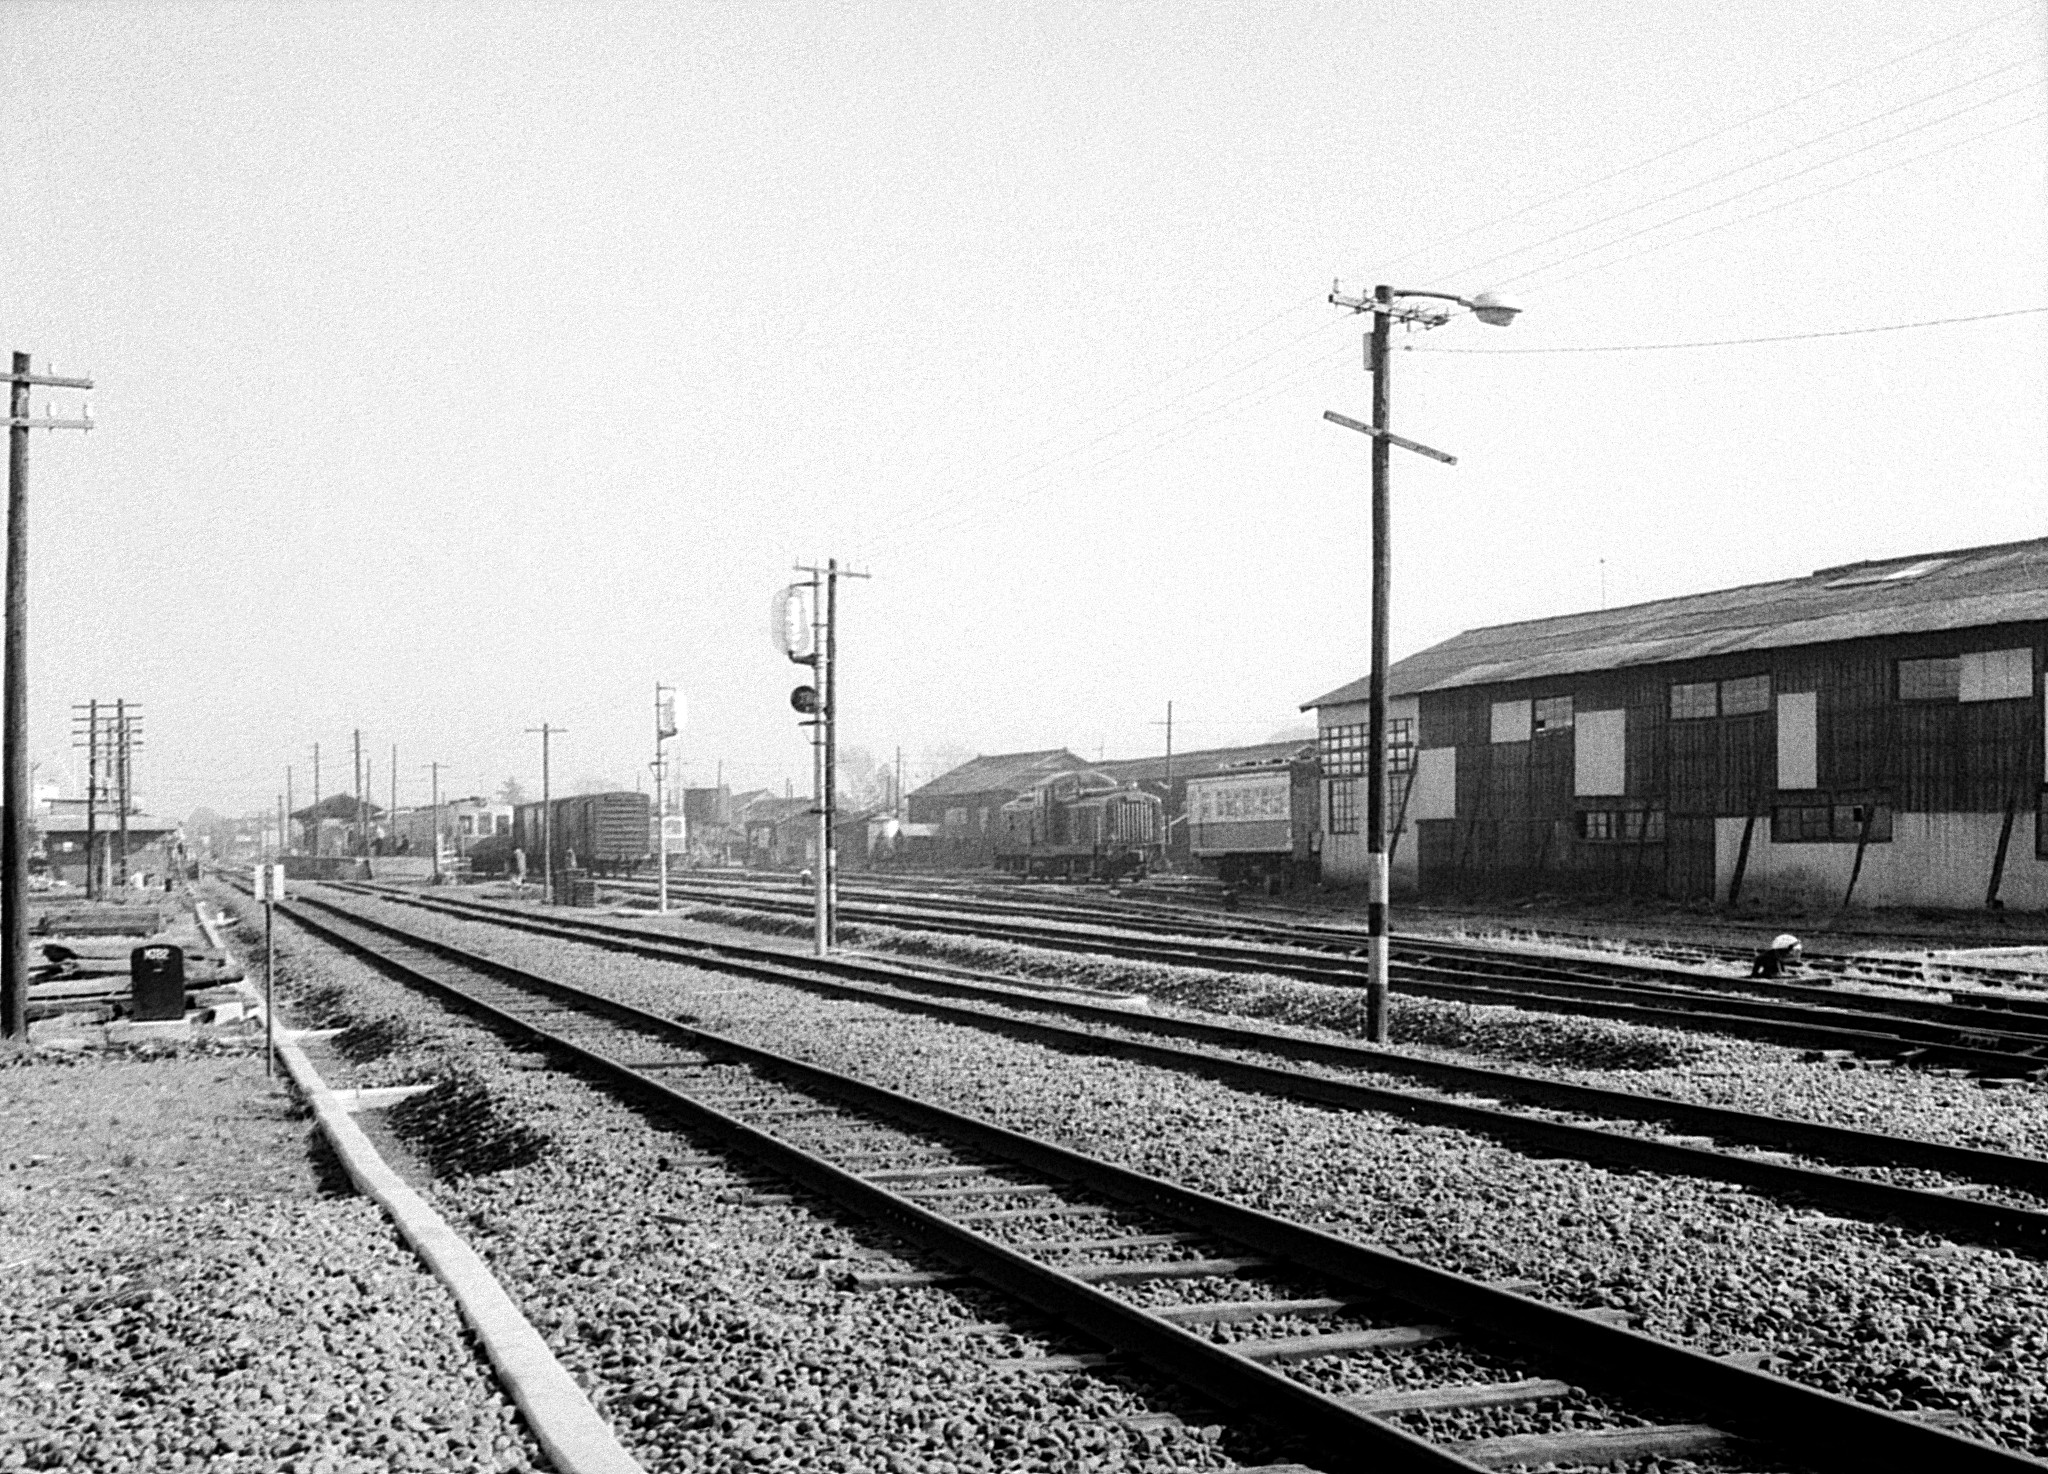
[906,749,1087,869]
[1302,538,2048,911]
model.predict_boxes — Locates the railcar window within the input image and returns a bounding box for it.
[1532,696,1573,734]
[1670,682,1717,719]
[1897,656,1962,702]
[1326,779,1359,835]
[1720,675,1772,715]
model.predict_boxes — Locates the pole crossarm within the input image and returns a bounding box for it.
[5,417,93,431]
[1322,410,1457,465]
[3,372,92,389]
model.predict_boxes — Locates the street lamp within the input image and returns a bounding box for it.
[1326,282,1520,1044]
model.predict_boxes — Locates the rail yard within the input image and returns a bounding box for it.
[12,866,2048,1474]
[9,7,2047,1474]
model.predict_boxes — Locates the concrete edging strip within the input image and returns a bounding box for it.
[202,891,646,1474]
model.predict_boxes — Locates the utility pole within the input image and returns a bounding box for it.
[286,765,294,854]
[1325,279,1516,1042]
[1151,700,1175,869]
[526,724,562,900]
[71,701,99,899]
[3,353,93,1040]
[423,761,443,881]
[389,743,396,859]
[276,794,285,866]
[895,746,904,819]
[352,729,363,859]
[114,699,134,888]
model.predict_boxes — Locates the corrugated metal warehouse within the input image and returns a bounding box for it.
[1304,538,2048,911]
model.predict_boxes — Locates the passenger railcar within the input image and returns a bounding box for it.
[510,791,652,876]
[994,771,1164,880]
[1185,758,1321,891]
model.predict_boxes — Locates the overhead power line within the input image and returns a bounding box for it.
[1409,305,2048,354]
[1424,57,2043,291]
[1534,104,2048,292]
[1366,1,2041,281]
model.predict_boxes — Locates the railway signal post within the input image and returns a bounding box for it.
[1327,283,1518,1042]
[654,683,679,914]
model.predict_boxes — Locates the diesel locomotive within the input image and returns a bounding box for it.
[993,770,1164,880]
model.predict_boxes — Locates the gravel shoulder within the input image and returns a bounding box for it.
[0,1025,541,1473]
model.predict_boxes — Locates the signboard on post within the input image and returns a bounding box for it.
[771,585,815,664]
[252,864,284,1076]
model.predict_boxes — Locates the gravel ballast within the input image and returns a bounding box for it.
[321,886,2048,1460]
[214,885,1272,1473]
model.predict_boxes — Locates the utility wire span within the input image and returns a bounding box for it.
[1533,104,2048,292]
[1421,56,2044,292]
[1408,305,2048,354]
[1365,1,2041,282]
[1493,78,2048,291]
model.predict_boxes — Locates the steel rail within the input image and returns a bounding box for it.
[330,885,2048,1237]
[604,879,2048,1072]
[267,888,2043,1474]
[629,870,2048,995]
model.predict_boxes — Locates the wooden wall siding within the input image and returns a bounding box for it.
[1665,815,1718,900]
[1404,620,2045,899]
[1666,711,1773,816]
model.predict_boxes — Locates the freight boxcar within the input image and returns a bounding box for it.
[511,791,652,877]
[994,771,1163,880]
[1185,759,1320,890]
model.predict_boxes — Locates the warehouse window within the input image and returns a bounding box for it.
[945,807,968,829]
[1720,675,1772,715]
[1962,648,2035,702]
[1672,677,1770,719]
[1577,807,1663,843]
[1326,779,1359,835]
[1898,657,1962,702]
[1772,796,1892,844]
[1319,723,1369,777]
[1491,699,1533,744]
[1532,696,1573,734]
[1670,682,1718,720]
[1388,718,1416,774]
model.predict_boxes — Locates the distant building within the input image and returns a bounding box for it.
[906,749,1087,869]
[38,799,180,887]
[1303,538,2048,910]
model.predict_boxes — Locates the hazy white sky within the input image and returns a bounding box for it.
[6,0,2044,819]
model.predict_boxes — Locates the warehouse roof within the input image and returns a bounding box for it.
[1303,535,2048,707]
[1096,739,1315,784]
[912,749,1088,798]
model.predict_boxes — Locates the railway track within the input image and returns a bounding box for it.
[332,882,2048,1246]
[596,874,2048,1074]
[620,869,2048,990]
[260,881,2042,1473]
